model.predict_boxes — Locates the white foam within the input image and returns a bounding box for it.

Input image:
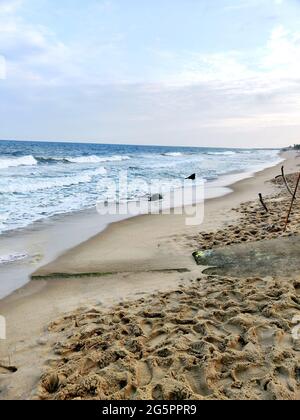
[0,167,107,194]
[0,155,37,169]
[206,151,236,156]
[162,152,183,157]
[0,253,28,265]
[67,155,131,163]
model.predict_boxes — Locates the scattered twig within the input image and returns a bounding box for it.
[284,172,300,232]
[259,193,269,213]
[74,316,79,328]
[281,166,294,197]
[0,364,18,373]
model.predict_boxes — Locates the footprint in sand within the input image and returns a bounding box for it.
[256,326,276,348]
[148,330,168,348]
[274,366,296,393]
[152,383,164,400]
[136,360,153,387]
[224,321,244,336]
[140,321,153,337]
[233,363,268,382]
[185,366,213,397]
[293,282,300,296]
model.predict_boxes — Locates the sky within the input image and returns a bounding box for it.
[1,0,300,148]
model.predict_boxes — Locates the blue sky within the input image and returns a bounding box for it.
[1,0,300,147]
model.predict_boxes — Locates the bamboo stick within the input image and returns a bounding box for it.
[284,172,300,232]
[281,166,294,197]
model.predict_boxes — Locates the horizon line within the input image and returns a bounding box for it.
[0,138,284,150]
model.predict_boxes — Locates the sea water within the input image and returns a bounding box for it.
[0,140,282,240]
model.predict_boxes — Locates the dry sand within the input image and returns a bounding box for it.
[37,274,300,400]
[0,150,299,400]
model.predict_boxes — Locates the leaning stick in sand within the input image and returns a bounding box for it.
[281,166,294,197]
[284,172,300,232]
[259,193,269,213]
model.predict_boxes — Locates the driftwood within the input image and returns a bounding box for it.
[149,193,163,202]
[281,166,294,197]
[284,172,300,232]
[186,174,196,180]
[0,364,18,373]
[259,193,269,213]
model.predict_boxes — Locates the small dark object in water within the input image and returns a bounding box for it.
[149,194,163,202]
[186,174,196,180]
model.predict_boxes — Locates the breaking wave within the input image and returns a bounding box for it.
[0,155,37,169]
[162,152,183,157]
[66,155,131,163]
[206,151,237,156]
[0,252,28,265]
[0,154,131,168]
[0,167,107,194]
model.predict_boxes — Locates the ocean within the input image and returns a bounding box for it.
[0,140,282,238]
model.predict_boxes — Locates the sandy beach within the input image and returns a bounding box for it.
[0,150,299,400]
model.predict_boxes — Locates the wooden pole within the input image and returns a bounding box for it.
[284,172,300,232]
[281,166,294,197]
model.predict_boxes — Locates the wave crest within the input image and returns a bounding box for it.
[0,167,107,194]
[162,152,183,157]
[0,253,28,265]
[66,155,131,163]
[0,155,37,169]
[206,151,236,156]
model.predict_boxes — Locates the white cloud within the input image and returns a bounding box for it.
[158,51,253,87]
[0,1,125,86]
[224,0,284,11]
[0,0,74,84]
[153,23,300,99]
[1,0,297,93]
[0,55,6,79]
[261,25,300,78]
[0,0,23,15]
[198,112,300,130]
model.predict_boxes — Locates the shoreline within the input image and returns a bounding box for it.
[0,150,298,400]
[30,152,288,279]
[0,153,284,299]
